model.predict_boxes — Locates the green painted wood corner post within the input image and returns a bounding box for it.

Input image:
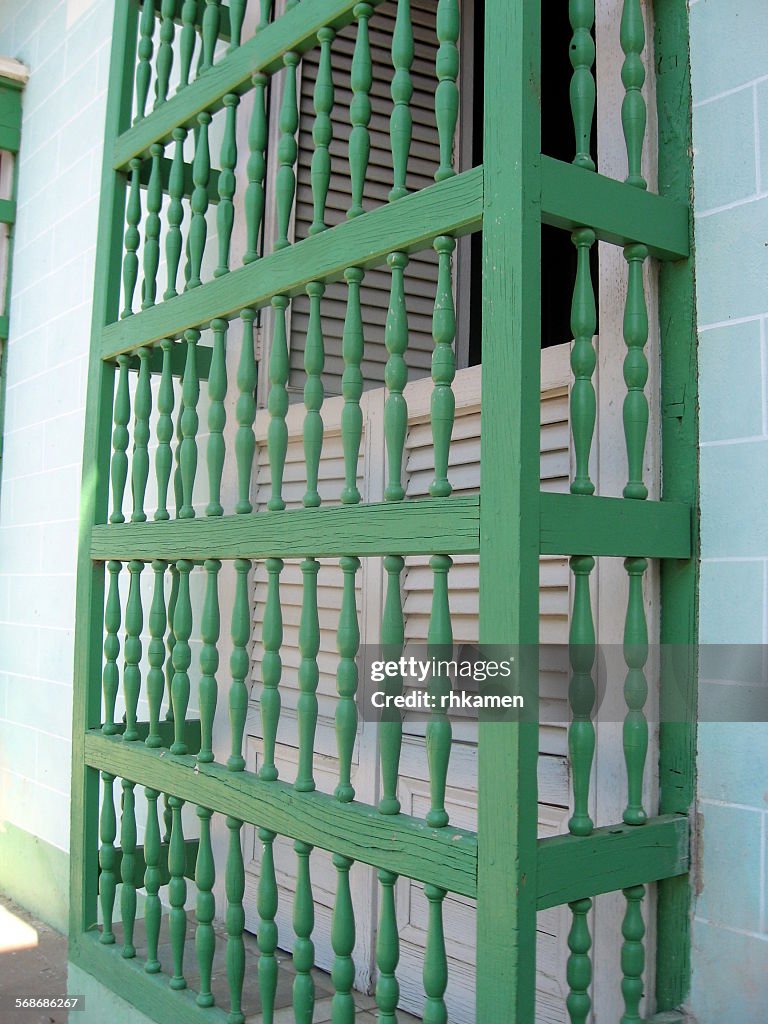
[69,1,697,1021]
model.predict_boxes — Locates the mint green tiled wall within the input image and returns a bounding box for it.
[691,1,768,1019]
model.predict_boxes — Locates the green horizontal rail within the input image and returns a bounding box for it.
[100,168,483,357]
[539,492,692,558]
[89,493,691,562]
[541,156,689,261]
[115,0,387,167]
[70,933,230,1024]
[536,814,689,910]
[84,732,479,897]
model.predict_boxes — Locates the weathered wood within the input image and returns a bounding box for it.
[84,732,479,896]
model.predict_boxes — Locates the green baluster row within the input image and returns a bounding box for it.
[216,94,239,277]
[331,854,356,1024]
[379,555,405,814]
[384,252,409,501]
[120,779,138,957]
[390,0,413,201]
[435,0,459,182]
[303,282,325,508]
[569,0,596,171]
[296,557,320,792]
[310,27,335,235]
[335,555,360,802]
[293,841,316,1024]
[348,4,372,219]
[244,72,269,264]
[426,554,452,828]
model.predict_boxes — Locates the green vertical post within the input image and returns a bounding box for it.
[70,0,137,944]
[477,2,542,1022]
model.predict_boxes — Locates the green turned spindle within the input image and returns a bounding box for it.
[341,268,364,504]
[267,295,289,510]
[146,561,167,748]
[335,556,360,802]
[622,242,649,499]
[423,884,448,1024]
[165,127,187,300]
[228,559,250,771]
[244,72,268,264]
[389,0,414,201]
[623,557,648,824]
[435,0,459,182]
[135,0,155,122]
[379,555,404,814]
[303,281,325,508]
[621,885,645,1023]
[179,329,200,519]
[216,94,239,276]
[163,792,173,845]
[275,51,300,250]
[142,144,163,308]
[228,0,246,50]
[102,561,121,735]
[569,0,596,171]
[430,236,456,497]
[123,559,144,742]
[200,0,220,72]
[195,806,216,1007]
[260,557,283,781]
[199,558,221,764]
[620,0,647,189]
[570,227,597,495]
[143,788,162,973]
[166,562,179,724]
[207,319,228,515]
[110,354,130,524]
[293,841,316,1024]
[376,870,400,1023]
[426,554,452,827]
[98,772,117,944]
[310,27,335,235]
[168,795,188,989]
[348,3,372,218]
[258,0,272,30]
[155,340,175,520]
[187,112,211,289]
[296,558,320,792]
[384,252,409,501]
[131,347,152,522]
[171,559,193,755]
[155,0,176,106]
[257,828,279,1021]
[331,853,356,1024]
[225,816,246,1024]
[235,309,257,514]
[179,0,199,89]
[568,554,596,836]
[121,159,142,317]
[174,391,184,517]
[566,897,592,1024]
[120,779,138,957]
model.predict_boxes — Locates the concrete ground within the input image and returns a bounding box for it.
[0,895,420,1023]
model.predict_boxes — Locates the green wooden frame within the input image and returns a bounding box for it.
[70,0,698,1019]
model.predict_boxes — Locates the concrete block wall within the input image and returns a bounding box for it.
[690,0,768,1019]
[0,0,110,927]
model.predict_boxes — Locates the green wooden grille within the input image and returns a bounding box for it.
[70,2,697,1022]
